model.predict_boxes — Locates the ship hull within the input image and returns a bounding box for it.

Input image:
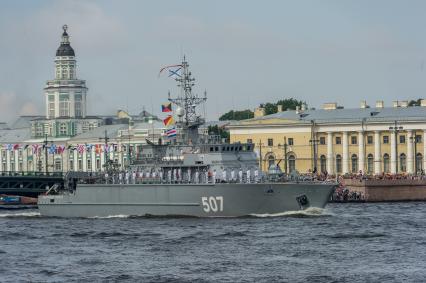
[38,183,336,218]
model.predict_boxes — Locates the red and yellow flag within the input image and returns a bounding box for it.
[163,115,174,126]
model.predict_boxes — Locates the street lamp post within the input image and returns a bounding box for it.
[278,137,288,174]
[389,121,403,173]
[410,131,418,174]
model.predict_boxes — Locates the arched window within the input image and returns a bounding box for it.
[399,153,406,172]
[320,155,327,173]
[416,153,423,173]
[383,153,390,173]
[351,154,358,173]
[288,155,296,173]
[267,155,275,169]
[367,154,374,174]
[335,154,342,173]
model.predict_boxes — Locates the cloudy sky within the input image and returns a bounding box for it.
[1,0,426,123]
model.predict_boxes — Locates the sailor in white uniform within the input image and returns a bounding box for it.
[246,169,251,183]
[254,169,259,183]
[238,169,243,183]
[195,171,199,184]
[231,169,235,183]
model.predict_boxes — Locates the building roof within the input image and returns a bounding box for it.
[69,124,129,141]
[56,26,75,57]
[233,106,426,126]
[0,128,31,143]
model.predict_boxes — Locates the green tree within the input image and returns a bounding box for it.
[276,98,305,111]
[408,99,422,106]
[208,125,230,140]
[264,103,277,115]
[219,110,254,121]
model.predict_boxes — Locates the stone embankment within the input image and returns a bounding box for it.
[343,178,426,202]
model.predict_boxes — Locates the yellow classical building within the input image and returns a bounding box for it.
[228,101,426,175]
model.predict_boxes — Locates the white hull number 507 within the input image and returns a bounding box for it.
[201,196,224,213]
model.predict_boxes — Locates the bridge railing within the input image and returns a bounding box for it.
[0,171,64,178]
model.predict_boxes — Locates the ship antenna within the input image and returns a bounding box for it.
[168,56,207,143]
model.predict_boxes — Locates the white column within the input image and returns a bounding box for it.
[391,131,397,173]
[82,151,87,171]
[326,132,333,174]
[6,151,10,171]
[342,132,349,173]
[91,150,96,172]
[374,131,381,174]
[407,130,414,174]
[23,148,28,172]
[74,150,78,171]
[423,131,426,173]
[358,131,365,173]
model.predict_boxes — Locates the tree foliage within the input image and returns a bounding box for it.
[208,125,230,140]
[408,99,422,106]
[219,98,305,120]
[219,109,254,121]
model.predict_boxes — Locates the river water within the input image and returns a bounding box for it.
[0,202,425,283]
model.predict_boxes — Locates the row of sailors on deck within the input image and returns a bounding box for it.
[104,168,262,184]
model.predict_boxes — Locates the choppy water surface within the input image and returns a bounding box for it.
[0,203,425,283]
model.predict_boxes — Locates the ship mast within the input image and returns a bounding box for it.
[168,57,207,143]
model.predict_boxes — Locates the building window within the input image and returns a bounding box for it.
[288,138,294,146]
[320,155,327,173]
[267,155,275,169]
[69,160,74,171]
[59,94,70,117]
[87,159,92,171]
[351,136,357,145]
[383,136,389,144]
[247,139,252,144]
[78,159,83,171]
[75,93,82,117]
[18,162,23,171]
[415,135,422,143]
[48,94,55,117]
[351,154,358,173]
[336,154,342,173]
[319,137,326,145]
[59,123,67,136]
[54,159,62,171]
[288,155,296,173]
[367,154,374,174]
[383,154,390,173]
[96,159,101,170]
[367,136,373,144]
[416,153,423,173]
[399,135,406,144]
[399,153,406,172]
[335,137,341,145]
[267,138,273,146]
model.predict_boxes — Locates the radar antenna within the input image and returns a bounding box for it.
[168,57,207,127]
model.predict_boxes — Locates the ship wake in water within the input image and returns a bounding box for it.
[249,207,333,218]
[0,211,41,218]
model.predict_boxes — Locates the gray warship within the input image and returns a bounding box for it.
[38,58,336,217]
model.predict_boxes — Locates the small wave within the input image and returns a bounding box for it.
[327,233,386,239]
[250,207,332,218]
[214,231,247,237]
[0,211,40,218]
[88,214,130,219]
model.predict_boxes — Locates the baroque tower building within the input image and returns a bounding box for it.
[32,25,101,138]
[45,25,87,119]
